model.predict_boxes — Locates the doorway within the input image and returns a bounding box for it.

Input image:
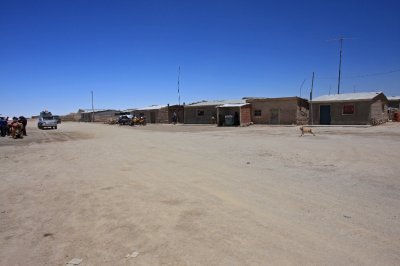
[319,105,331,125]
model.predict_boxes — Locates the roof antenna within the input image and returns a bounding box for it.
[177,66,181,106]
[328,36,354,94]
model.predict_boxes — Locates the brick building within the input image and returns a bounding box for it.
[216,103,252,126]
[311,92,389,125]
[184,100,246,124]
[244,97,309,125]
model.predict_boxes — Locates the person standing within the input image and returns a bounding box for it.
[0,117,7,137]
[18,116,27,136]
[172,112,177,125]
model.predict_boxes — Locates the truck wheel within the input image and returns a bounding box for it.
[55,126,57,129]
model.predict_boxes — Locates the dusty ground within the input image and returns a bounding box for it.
[1,121,400,265]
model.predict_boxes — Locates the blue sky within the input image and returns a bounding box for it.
[1,0,399,116]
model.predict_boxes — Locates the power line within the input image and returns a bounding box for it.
[317,68,400,79]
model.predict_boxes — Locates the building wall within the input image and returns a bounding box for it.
[240,105,252,125]
[247,98,303,124]
[388,100,400,109]
[184,106,217,124]
[167,106,184,123]
[81,111,118,122]
[370,96,389,123]
[296,98,310,125]
[133,110,160,123]
[312,102,371,125]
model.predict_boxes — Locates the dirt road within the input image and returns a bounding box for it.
[1,122,400,265]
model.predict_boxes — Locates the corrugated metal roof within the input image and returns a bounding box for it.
[80,109,117,114]
[388,96,400,100]
[137,104,168,110]
[186,99,246,107]
[312,92,383,102]
[218,103,250,108]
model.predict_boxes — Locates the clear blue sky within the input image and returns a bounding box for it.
[1,0,399,116]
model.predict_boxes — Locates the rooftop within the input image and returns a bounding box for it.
[186,99,246,107]
[312,92,384,103]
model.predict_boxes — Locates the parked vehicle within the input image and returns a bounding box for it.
[53,115,61,124]
[118,115,132,125]
[38,111,58,129]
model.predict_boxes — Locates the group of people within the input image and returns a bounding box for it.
[0,116,28,139]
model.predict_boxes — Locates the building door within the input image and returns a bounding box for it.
[270,109,279,124]
[319,105,331,125]
[150,111,156,123]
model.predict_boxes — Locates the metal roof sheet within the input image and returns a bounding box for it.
[312,92,383,102]
[186,99,246,107]
[137,104,168,110]
[388,96,400,100]
[218,103,250,108]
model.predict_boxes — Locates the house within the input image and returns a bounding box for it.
[184,100,246,124]
[387,96,400,109]
[78,109,119,122]
[244,97,309,125]
[216,103,252,126]
[311,92,389,125]
[387,96,400,121]
[133,104,184,123]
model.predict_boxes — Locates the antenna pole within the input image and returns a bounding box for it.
[91,90,94,122]
[337,37,343,94]
[178,66,181,106]
[310,72,315,125]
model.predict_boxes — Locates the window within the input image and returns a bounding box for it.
[342,104,354,115]
[197,110,204,116]
[254,110,262,116]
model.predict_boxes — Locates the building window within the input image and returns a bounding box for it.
[197,110,204,116]
[254,110,262,116]
[342,104,354,115]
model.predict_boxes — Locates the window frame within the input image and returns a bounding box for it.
[197,109,205,116]
[342,104,355,115]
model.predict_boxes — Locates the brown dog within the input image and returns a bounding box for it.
[300,126,315,136]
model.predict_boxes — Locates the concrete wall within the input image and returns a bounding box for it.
[370,96,389,123]
[247,98,307,125]
[184,106,217,124]
[133,106,184,124]
[167,106,184,123]
[312,102,371,125]
[133,110,160,123]
[312,94,389,125]
[81,111,118,122]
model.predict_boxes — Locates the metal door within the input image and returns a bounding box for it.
[319,105,331,125]
[150,112,156,123]
[270,109,279,124]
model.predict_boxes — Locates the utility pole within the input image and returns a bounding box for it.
[310,72,315,125]
[177,66,181,106]
[91,90,94,122]
[328,36,354,94]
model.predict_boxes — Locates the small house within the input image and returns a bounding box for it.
[78,109,119,122]
[216,103,252,126]
[133,104,184,123]
[184,100,246,124]
[244,97,309,125]
[311,92,389,125]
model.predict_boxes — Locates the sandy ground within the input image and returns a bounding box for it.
[1,121,400,265]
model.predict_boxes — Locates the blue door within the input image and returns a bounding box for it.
[320,105,331,125]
